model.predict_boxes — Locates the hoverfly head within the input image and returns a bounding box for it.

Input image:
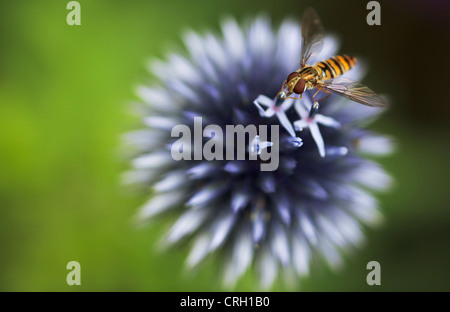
[286,72,306,95]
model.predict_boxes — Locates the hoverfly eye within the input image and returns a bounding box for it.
[293,78,306,94]
[287,72,299,82]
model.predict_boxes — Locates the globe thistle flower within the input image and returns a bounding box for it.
[124,15,394,289]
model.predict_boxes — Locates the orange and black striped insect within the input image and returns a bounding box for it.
[280,8,387,117]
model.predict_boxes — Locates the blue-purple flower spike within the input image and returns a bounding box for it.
[125,15,394,289]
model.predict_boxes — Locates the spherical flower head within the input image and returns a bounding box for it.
[124,15,394,289]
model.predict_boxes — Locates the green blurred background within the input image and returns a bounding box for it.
[1,0,449,291]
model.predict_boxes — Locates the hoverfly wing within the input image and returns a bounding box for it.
[319,77,388,108]
[300,8,325,67]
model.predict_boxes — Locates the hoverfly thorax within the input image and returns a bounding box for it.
[286,71,306,97]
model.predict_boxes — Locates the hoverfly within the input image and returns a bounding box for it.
[279,8,387,117]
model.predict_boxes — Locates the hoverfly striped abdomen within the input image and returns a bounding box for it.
[315,54,356,80]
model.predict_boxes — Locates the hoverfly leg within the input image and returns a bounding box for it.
[309,102,319,119]
[279,80,287,93]
[309,89,322,118]
[284,94,302,101]
[316,90,331,103]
